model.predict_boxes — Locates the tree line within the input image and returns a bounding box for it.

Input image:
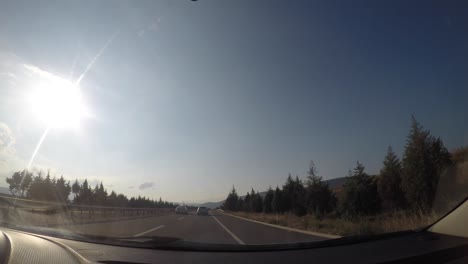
[224,164,336,217]
[224,117,463,217]
[5,171,176,208]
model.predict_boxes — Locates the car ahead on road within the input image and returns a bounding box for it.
[175,206,189,215]
[196,206,209,215]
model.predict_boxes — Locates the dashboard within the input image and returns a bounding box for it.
[0,228,467,263]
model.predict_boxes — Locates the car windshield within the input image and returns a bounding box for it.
[0,0,467,248]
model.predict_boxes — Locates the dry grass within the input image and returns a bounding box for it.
[228,210,440,237]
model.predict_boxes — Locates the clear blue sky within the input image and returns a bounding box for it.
[0,0,467,202]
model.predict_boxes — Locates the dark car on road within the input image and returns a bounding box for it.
[196,206,209,215]
[175,205,189,215]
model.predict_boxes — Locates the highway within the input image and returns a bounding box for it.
[64,210,330,245]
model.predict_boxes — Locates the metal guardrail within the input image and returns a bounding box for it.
[0,195,174,220]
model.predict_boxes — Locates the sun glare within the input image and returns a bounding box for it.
[28,72,88,129]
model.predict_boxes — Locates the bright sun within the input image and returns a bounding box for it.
[29,73,88,129]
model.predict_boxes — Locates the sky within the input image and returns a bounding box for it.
[0,0,467,203]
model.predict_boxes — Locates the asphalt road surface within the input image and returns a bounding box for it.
[64,210,329,245]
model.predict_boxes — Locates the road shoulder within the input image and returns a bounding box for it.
[216,210,341,239]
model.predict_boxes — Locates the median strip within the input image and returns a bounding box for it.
[210,213,245,245]
[133,225,165,237]
[217,210,341,239]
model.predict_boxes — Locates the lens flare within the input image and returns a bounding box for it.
[26,31,118,169]
[29,77,87,129]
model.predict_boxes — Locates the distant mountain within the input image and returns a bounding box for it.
[240,191,266,200]
[198,201,223,209]
[324,177,348,189]
[175,201,224,209]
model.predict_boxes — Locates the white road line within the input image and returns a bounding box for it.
[210,213,245,245]
[133,225,165,237]
[177,217,184,220]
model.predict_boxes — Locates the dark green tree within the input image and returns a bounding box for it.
[377,147,405,210]
[236,197,244,211]
[250,188,263,213]
[305,161,336,216]
[93,182,108,205]
[263,187,274,213]
[282,174,294,212]
[6,171,22,196]
[71,179,80,199]
[55,175,71,203]
[75,179,92,204]
[116,193,128,207]
[282,174,307,216]
[20,170,33,197]
[28,171,46,200]
[401,117,451,211]
[292,176,307,216]
[108,190,118,206]
[41,171,55,201]
[271,186,284,213]
[341,161,380,216]
[224,186,239,211]
[244,191,251,211]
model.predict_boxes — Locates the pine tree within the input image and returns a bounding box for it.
[250,188,263,213]
[401,117,451,211]
[271,186,283,213]
[76,179,92,204]
[55,175,71,203]
[378,147,404,210]
[28,171,45,200]
[72,179,80,199]
[342,161,380,216]
[19,170,33,197]
[282,174,294,212]
[236,197,244,211]
[43,171,54,201]
[305,161,336,216]
[249,188,256,212]
[263,187,274,213]
[108,190,118,206]
[94,182,108,205]
[224,186,239,211]
[293,176,307,216]
[244,192,251,211]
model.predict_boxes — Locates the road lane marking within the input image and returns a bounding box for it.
[177,217,184,220]
[210,213,245,245]
[133,225,165,237]
[216,210,341,239]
